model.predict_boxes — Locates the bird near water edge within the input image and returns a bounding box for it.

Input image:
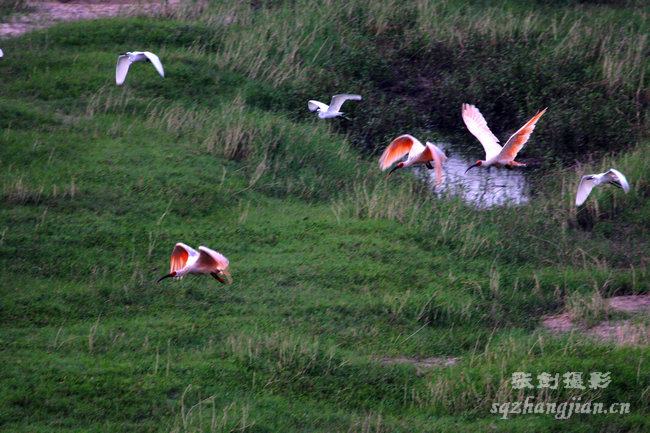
[462,104,547,173]
[379,134,447,184]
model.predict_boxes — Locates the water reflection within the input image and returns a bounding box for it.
[416,142,530,208]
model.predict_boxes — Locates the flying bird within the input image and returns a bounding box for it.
[379,134,447,183]
[0,49,3,57]
[116,51,165,85]
[462,104,547,173]
[308,94,362,119]
[575,168,629,206]
[156,243,231,285]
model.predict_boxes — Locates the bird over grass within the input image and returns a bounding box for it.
[116,51,165,85]
[156,243,231,285]
[308,94,362,119]
[575,168,630,206]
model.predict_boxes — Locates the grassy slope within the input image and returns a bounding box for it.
[0,1,648,432]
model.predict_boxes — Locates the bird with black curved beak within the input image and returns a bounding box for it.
[156,243,231,285]
[379,134,447,184]
[462,104,547,174]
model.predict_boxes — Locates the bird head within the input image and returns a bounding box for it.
[155,270,177,285]
[387,162,404,178]
[464,160,482,174]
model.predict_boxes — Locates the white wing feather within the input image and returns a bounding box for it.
[116,55,132,85]
[175,242,200,259]
[576,175,596,206]
[143,51,165,77]
[198,246,229,268]
[328,94,362,113]
[308,100,328,112]
[462,104,502,160]
[406,135,425,157]
[604,169,630,193]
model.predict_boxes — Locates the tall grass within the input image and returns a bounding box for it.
[161,0,648,159]
[0,3,648,432]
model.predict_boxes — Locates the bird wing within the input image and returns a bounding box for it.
[170,243,199,273]
[576,175,596,206]
[143,51,165,77]
[378,134,421,170]
[328,94,362,112]
[425,142,447,184]
[197,246,230,280]
[116,55,132,85]
[462,104,502,160]
[308,100,328,112]
[603,168,630,193]
[498,108,547,162]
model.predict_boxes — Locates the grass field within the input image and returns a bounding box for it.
[0,0,648,432]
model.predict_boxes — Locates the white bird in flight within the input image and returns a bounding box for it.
[379,134,447,183]
[116,51,165,85]
[462,104,547,173]
[156,243,231,285]
[575,168,629,206]
[308,94,362,119]
[0,49,3,57]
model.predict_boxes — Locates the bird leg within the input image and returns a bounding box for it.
[211,272,226,284]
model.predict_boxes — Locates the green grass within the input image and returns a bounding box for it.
[0,1,648,432]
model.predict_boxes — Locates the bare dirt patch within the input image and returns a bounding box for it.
[380,356,459,370]
[607,295,650,313]
[542,294,649,346]
[0,0,180,38]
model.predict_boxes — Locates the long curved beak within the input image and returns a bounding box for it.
[464,163,480,174]
[387,165,400,178]
[156,273,174,285]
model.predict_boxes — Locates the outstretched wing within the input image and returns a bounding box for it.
[308,100,328,112]
[378,134,421,170]
[116,55,132,85]
[462,104,502,160]
[197,246,231,282]
[143,51,165,78]
[498,108,547,161]
[603,168,630,193]
[170,243,199,273]
[425,142,447,184]
[576,175,596,206]
[328,94,362,113]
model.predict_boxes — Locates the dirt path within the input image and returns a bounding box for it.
[0,0,181,38]
[542,295,649,346]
